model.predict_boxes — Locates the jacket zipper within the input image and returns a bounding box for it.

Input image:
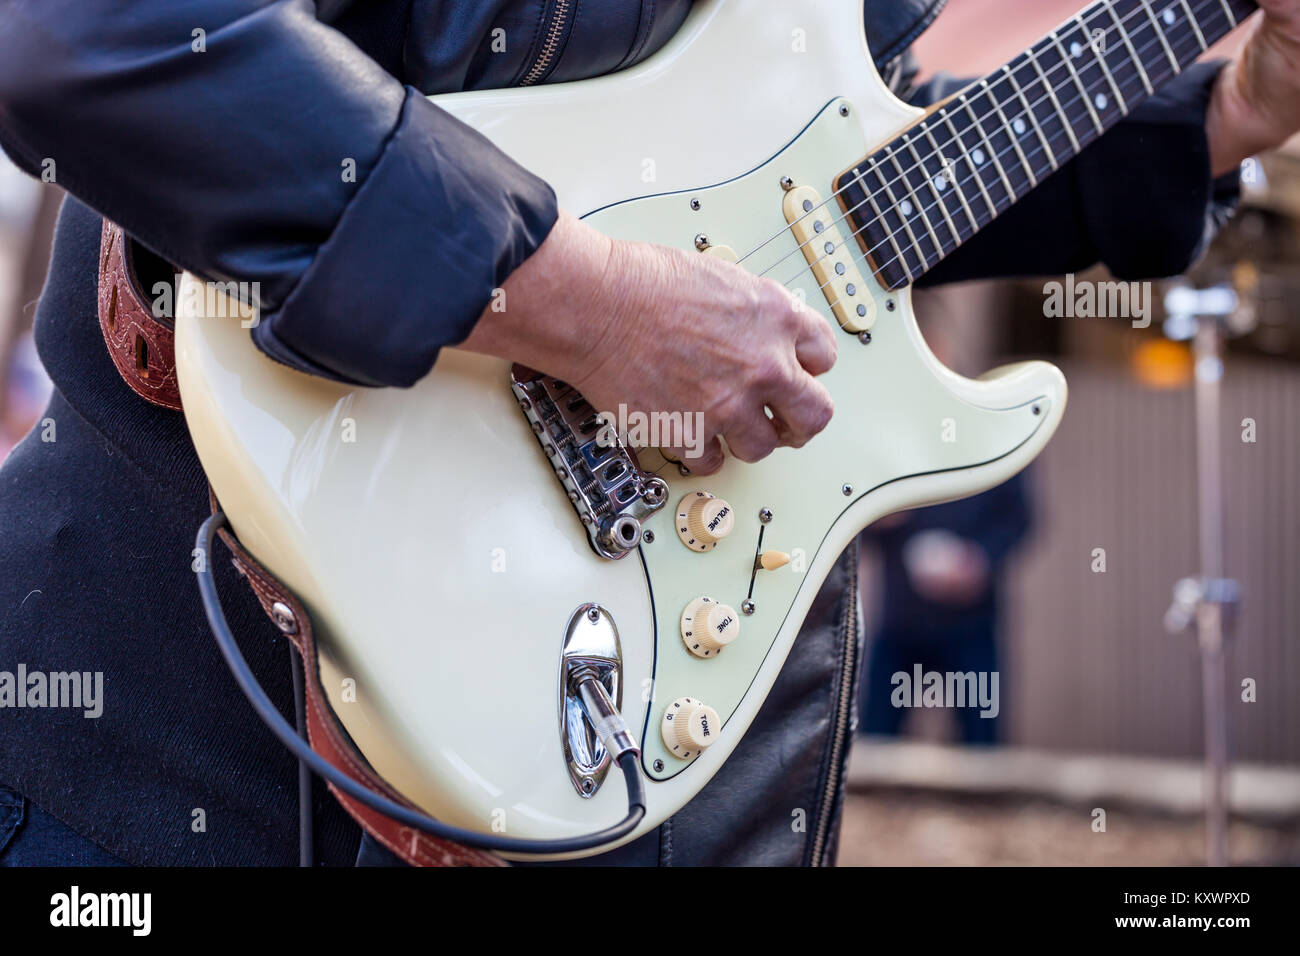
[518,0,572,87]
[809,542,860,866]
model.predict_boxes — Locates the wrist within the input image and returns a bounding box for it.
[1206,60,1261,177]
[460,210,617,383]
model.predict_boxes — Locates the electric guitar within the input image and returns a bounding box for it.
[175,0,1254,858]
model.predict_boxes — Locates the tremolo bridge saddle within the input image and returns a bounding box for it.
[511,365,668,559]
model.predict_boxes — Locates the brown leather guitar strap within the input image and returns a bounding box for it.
[97,220,184,411]
[99,221,501,867]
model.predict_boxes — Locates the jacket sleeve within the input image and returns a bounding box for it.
[0,0,558,388]
[909,61,1240,287]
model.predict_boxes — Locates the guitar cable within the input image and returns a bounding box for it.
[196,511,647,862]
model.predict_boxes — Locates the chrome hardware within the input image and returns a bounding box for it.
[689,198,701,211]
[270,602,297,634]
[560,604,628,798]
[759,507,773,524]
[741,599,756,616]
[779,175,795,191]
[842,483,853,496]
[511,366,669,560]
[694,233,710,250]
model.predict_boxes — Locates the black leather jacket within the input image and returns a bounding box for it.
[0,0,950,388]
[0,0,1237,866]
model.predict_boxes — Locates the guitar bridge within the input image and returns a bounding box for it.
[511,365,669,559]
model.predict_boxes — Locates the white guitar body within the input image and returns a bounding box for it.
[175,0,1066,858]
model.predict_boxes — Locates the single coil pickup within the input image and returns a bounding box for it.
[782,184,875,333]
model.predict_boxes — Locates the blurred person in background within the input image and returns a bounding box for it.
[859,472,1032,744]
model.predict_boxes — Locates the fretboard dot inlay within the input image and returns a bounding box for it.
[831,0,1253,293]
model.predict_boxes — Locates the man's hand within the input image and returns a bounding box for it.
[462,211,838,475]
[1207,0,1300,175]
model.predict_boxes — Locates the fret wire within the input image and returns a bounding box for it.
[849,1,1200,286]
[883,145,945,259]
[864,159,929,274]
[938,107,999,220]
[979,78,1038,187]
[793,0,1244,292]
[1002,64,1060,170]
[1050,30,1105,133]
[921,121,979,232]
[1216,0,1237,26]
[1176,0,1210,49]
[850,0,1240,287]
[1138,0,1182,71]
[1105,2,1155,93]
[848,8,1184,290]
[1079,11,1131,113]
[960,92,1018,201]
[769,0,1237,283]
[904,134,963,245]
[1025,45,1081,153]
[851,168,915,283]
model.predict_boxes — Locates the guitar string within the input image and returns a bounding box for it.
[742,0,1237,276]
[778,0,1226,305]
[770,0,1227,293]
[790,6,1212,302]
[735,0,1233,287]
[735,0,1195,270]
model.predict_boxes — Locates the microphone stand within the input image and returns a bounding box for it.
[1161,278,1255,868]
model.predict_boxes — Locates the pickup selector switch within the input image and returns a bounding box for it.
[675,492,734,551]
[679,596,740,658]
[661,697,721,759]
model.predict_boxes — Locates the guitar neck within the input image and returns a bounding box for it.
[837,0,1257,290]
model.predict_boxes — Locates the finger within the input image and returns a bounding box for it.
[792,300,838,376]
[666,436,725,476]
[766,374,834,448]
[722,412,781,464]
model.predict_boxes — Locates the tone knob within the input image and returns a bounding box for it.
[679,597,740,658]
[675,492,734,551]
[661,697,721,759]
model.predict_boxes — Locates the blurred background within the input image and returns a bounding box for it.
[843,0,1300,866]
[0,0,1294,867]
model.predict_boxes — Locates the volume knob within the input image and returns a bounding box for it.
[680,597,740,658]
[675,492,734,551]
[661,697,721,759]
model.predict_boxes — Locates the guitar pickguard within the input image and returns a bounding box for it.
[579,101,1052,779]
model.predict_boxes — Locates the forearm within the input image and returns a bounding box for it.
[0,0,556,387]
